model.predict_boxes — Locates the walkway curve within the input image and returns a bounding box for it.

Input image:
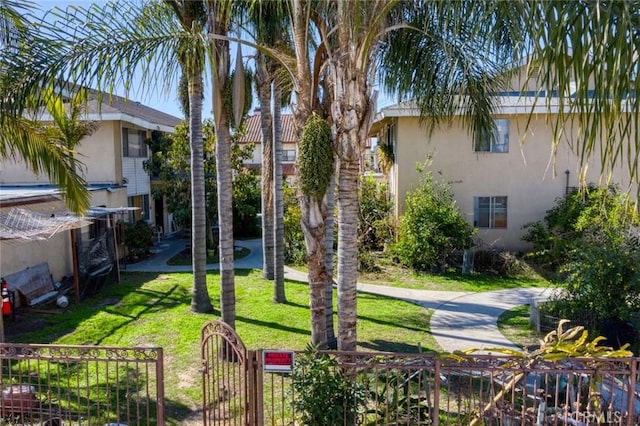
[125,235,554,353]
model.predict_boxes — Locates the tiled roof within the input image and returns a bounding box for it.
[86,91,182,128]
[244,163,297,176]
[239,112,297,144]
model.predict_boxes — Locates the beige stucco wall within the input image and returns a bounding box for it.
[0,121,122,185]
[393,115,636,251]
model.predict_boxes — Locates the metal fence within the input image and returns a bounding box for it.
[200,320,640,425]
[0,343,164,426]
[255,350,640,425]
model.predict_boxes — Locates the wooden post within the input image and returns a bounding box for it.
[71,228,80,304]
[110,214,121,283]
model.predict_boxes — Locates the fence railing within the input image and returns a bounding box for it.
[0,343,164,426]
[255,350,640,426]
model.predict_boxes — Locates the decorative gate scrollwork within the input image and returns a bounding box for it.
[201,320,254,425]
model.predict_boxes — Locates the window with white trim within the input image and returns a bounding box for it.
[474,196,507,228]
[283,149,296,162]
[122,128,148,158]
[474,119,509,153]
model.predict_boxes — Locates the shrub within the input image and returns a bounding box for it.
[524,184,640,329]
[358,175,395,252]
[291,348,365,425]
[283,184,307,265]
[394,162,475,272]
[123,220,154,256]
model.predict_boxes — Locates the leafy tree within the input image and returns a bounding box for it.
[395,163,475,273]
[358,176,394,252]
[147,120,259,241]
[523,185,639,273]
[524,185,640,326]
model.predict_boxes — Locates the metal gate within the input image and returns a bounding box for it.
[201,320,261,426]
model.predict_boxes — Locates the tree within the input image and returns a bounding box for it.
[0,0,90,214]
[296,1,524,351]
[395,163,475,273]
[207,0,239,328]
[3,0,223,312]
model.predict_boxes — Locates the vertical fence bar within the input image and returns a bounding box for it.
[627,359,637,426]
[433,357,440,426]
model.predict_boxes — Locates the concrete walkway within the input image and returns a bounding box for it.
[124,235,553,353]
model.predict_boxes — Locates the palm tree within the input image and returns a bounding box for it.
[3,0,218,312]
[246,0,290,301]
[525,1,640,188]
[283,0,527,350]
[255,55,275,281]
[207,0,238,328]
[165,0,214,313]
[0,0,90,214]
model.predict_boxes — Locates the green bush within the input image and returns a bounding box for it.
[524,184,640,325]
[394,162,475,272]
[358,175,395,252]
[123,220,155,256]
[291,348,365,425]
[283,184,307,265]
[522,184,638,273]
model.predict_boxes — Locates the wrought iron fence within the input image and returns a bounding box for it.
[255,350,640,426]
[0,343,163,426]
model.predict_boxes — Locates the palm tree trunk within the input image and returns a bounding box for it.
[324,174,336,348]
[189,74,213,313]
[291,0,329,348]
[208,0,235,329]
[301,196,328,348]
[256,55,274,280]
[273,83,285,303]
[336,157,359,351]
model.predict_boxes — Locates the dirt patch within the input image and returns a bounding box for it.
[4,316,52,341]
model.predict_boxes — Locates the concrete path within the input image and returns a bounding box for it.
[124,235,553,353]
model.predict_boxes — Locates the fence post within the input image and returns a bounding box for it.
[247,350,263,426]
[156,347,165,426]
[627,360,637,426]
[433,357,440,426]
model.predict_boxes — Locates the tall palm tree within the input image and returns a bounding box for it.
[207,0,238,328]
[166,0,214,313]
[3,0,217,312]
[255,55,275,280]
[246,0,290,301]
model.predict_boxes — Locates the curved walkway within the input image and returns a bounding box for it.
[125,235,553,353]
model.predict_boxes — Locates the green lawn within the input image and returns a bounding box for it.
[497,304,542,350]
[6,269,438,422]
[166,246,250,265]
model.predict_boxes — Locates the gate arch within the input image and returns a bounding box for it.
[201,320,249,425]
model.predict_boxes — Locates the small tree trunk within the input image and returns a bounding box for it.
[337,158,359,351]
[324,174,337,348]
[273,83,286,303]
[256,56,275,280]
[189,72,214,313]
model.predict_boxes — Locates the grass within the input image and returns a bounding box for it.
[6,269,439,423]
[351,253,550,292]
[166,246,250,265]
[497,304,542,350]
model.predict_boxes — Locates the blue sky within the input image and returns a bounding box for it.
[33,1,394,121]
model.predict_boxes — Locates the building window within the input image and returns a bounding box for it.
[474,196,507,228]
[283,149,296,162]
[128,194,150,222]
[474,119,509,153]
[123,128,148,158]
